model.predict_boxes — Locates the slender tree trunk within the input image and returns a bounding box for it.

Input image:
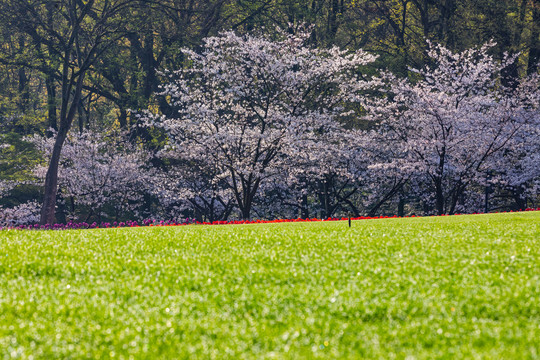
[399,0,409,73]
[484,184,489,213]
[320,177,331,218]
[40,127,69,224]
[40,72,86,224]
[142,35,156,101]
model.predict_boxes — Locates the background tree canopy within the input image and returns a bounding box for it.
[0,0,539,224]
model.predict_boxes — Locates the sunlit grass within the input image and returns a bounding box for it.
[1,212,539,359]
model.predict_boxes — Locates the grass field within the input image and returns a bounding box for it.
[1,212,539,359]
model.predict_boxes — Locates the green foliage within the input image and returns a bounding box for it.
[0,131,42,207]
[0,132,41,181]
[1,212,539,358]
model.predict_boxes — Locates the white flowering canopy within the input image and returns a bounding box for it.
[29,130,151,220]
[362,42,540,214]
[147,29,378,219]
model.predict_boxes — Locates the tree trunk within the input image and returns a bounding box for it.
[449,183,466,215]
[398,197,405,217]
[367,180,405,217]
[435,180,445,215]
[239,182,256,220]
[301,194,309,219]
[240,206,251,220]
[40,127,68,224]
[232,174,260,220]
[118,108,128,128]
[40,72,86,224]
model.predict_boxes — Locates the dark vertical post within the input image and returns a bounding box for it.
[484,172,491,214]
[484,186,489,214]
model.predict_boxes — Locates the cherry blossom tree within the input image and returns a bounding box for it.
[30,129,152,222]
[0,181,11,197]
[487,88,540,210]
[362,42,540,215]
[146,29,377,219]
[0,201,41,227]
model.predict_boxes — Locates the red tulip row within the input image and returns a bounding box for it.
[155,208,540,227]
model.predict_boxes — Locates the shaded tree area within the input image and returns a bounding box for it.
[2,0,538,128]
[2,0,538,126]
[0,0,538,224]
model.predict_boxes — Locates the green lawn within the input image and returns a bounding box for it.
[1,212,539,359]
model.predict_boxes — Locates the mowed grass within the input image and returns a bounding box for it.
[0,213,539,359]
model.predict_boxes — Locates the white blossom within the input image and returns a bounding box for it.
[145,29,377,219]
[0,201,41,227]
[29,129,152,221]
[362,42,540,214]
